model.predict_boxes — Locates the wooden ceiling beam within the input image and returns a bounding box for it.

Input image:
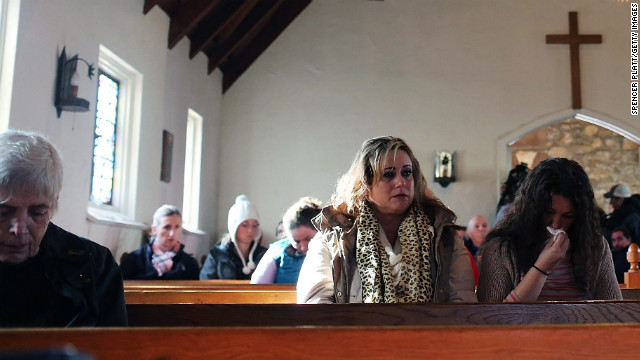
[221,0,312,92]
[189,1,256,59]
[143,0,160,14]
[207,0,284,74]
[168,0,222,49]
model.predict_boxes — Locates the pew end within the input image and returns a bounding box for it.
[625,243,640,287]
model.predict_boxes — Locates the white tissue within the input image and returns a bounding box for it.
[546,226,566,243]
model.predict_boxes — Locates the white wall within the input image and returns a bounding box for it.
[219,0,640,242]
[7,0,222,247]
[6,0,639,249]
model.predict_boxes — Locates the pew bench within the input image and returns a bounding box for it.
[1,324,639,359]
[124,279,252,289]
[124,283,297,304]
[126,301,640,327]
[124,286,640,305]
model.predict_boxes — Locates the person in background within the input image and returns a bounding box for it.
[478,158,621,302]
[0,129,127,327]
[602,183,640,245]
[456,226,467,243]
[610,226,633,284]
[274,220,286,242]
[464,215,490,266]
[251,197,322,284]
[297,136,476,303]
[495,163,529,225]
[200,194,267,280]
[121,204,199,280]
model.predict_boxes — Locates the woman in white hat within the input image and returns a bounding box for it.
[200,195,267,279]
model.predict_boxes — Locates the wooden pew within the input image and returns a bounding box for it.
[620,286,640,300]
[124,282,296,304]
[124,279,251,289]
[127,301,640,327]
[2,324,640,359]
[123,281,640,304]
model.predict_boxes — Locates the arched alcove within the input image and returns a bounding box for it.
[496,109,640,211]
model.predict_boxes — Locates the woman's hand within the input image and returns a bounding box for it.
[534,231,570,274]
[503,231,570,302]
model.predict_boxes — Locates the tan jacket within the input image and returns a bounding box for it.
[297,203,477,303]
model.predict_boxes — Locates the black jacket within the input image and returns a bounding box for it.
[120,242,200,280]
[199,240,267,280]
[0,223,128,327]
[603,202,640,244]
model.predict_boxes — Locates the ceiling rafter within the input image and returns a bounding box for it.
[168,0,222,49]
[220,0,311,92]
[187,1,247,59]
[144,0,312,93]
[207,0,285,74]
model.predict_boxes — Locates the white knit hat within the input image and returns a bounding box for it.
[227,194,262,274]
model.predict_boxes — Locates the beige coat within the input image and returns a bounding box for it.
[297,203,477,303]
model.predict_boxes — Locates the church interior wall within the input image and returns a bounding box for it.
[219,0,639,241]
[3,0,639,251]
[6,0,223,256]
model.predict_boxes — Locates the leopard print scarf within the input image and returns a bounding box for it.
[356,202,434,303]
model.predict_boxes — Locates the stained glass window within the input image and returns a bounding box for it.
[89,70,119,205]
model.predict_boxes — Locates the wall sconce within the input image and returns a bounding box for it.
[434,150,456,187]
[55,46,95,118]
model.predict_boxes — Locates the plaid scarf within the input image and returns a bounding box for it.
[151,241,178,277]
[356,202,434,303]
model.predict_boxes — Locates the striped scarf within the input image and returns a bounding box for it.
[151,241,178,276]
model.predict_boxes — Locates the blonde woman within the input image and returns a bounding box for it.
[297,136,476,303]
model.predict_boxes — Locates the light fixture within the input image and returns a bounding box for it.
[55,46,94,118]
[434,150,456,187]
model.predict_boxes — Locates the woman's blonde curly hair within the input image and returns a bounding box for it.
[331,136,430,217]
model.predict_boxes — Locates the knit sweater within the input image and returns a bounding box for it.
[477,235,622,302]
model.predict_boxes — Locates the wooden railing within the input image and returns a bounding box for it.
[126,301,640,327]
[2,323,640,359]
[123,280,296,304]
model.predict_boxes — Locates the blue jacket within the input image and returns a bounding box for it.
[270,238,306,284]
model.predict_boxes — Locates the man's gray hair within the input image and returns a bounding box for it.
[152,204,181,228]
[0,129,63,211]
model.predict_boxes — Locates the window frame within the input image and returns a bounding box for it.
[0,0,20,131]
[88,45,142,220]
[182,108,203,230]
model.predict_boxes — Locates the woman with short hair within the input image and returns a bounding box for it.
[121,204,199,280]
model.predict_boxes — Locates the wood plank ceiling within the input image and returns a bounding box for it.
[144,0,313,93]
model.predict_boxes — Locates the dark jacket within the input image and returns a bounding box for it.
[120,242,200,280]
[0,223,128,327]
[199,240,267,280]
[603,202,640,244]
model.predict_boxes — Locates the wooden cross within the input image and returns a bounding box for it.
[546,12,602,109]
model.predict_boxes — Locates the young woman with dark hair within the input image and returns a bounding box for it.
[478,158,621,302]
